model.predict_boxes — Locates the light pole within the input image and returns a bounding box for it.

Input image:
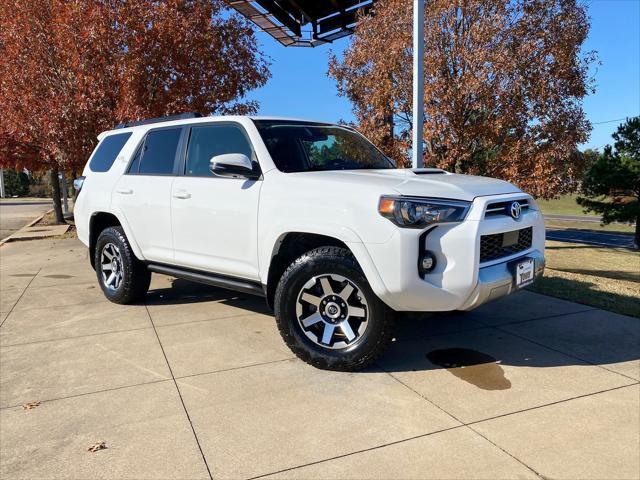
[59,172,69,215]
[412,0,425,169]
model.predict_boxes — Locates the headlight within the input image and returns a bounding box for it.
[378,196,471,228]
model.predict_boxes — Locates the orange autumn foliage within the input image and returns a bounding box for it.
[0,0,270,173]
[329,0,596,198]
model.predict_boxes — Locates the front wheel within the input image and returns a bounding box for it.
[95,226,151,304]
[274,247,395,371]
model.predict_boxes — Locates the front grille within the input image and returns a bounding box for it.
[480,227,532,262]
[485,199,529,218]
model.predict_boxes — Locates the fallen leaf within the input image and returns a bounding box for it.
[21,401,40,410]
[87,441,107,453]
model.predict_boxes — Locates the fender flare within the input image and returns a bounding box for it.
[90,209,146,263]
[259,224,389,304]
[260,223,362,279]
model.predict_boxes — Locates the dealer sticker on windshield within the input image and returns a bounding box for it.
[516,259,535,288]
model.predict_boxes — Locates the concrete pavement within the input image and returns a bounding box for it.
[0,198,52,240]
[1,238,639,479]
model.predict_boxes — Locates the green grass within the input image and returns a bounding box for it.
[537,194,635,233]
[529,240,640,318]
[545,220,635,234]
[536,194,588,216]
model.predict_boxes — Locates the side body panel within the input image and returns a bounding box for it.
[112,174,175,263]
[255,167,397,298]
[171,175,262,279]
[169,120,268,280]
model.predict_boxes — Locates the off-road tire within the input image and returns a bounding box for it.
[95,226,151,304]
[274,246,395,371]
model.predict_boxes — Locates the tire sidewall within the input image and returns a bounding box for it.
[275,249,389,368]
[94,228,134,302]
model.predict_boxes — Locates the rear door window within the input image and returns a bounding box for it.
[89,133,132,172]
[132,128,182,175]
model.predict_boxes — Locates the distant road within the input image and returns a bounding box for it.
[0,198,52,240]
[545,214,605,223]
[546,228,635,248]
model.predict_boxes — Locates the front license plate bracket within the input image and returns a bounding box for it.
[512,258,535,288]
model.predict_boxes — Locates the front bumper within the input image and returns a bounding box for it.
[358,193,546,312]
[458,250,545,311]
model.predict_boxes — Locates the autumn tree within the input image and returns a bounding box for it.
[329,0,596,198]
[113,0,269,120]
[578,117,640,248]
[0,0,118,221]
[0,0,269,223]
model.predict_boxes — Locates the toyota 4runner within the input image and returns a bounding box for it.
[74,113,545,371]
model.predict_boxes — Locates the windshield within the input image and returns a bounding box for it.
[253,120,395,172]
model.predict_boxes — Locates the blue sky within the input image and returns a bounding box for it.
[247,0,640,151]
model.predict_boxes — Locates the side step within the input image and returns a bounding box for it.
[147,263,265,297]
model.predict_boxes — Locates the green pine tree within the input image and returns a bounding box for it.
[3,169,30,196]
[577,117,640,248]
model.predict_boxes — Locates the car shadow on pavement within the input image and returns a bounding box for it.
[144,278,271,314]
[141,279,639,381]
[378,310,640,381]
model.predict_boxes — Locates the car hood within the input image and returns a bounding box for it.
[289,169,521,201]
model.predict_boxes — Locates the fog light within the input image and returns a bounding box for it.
[420,251,436,274]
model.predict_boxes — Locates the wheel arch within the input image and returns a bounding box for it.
[88,211,144,269]
[261,229,394,311]
[264,232,350,309]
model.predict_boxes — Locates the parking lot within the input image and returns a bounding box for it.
[1,237,638,480]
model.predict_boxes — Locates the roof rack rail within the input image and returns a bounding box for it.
[114,112,203,129]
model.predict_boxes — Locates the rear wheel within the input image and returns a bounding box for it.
[274,247,394,371]
[95,226,151,304]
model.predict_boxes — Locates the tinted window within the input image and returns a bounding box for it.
[137,128,182,175]
[185,125,253,176]
[89,133,132,172]
[254,121,394,173]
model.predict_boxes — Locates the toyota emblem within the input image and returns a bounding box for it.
[510,201,522,220]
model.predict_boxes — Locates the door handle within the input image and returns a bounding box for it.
[173,191,191,199]
[116,188,133,195]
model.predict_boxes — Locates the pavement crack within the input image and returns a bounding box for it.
[0,378,172,410]
[247,424,465,480]
[1,325,153,348]
[464,424,546,479]
[92,342,171,380]
[143,303,214,480]
[174,357,295,380]
[466,382,639,427]
[0,268,41,328]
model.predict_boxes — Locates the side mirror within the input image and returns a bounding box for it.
[209,153,259,179]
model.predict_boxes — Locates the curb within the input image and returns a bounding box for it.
[0,208,54,247]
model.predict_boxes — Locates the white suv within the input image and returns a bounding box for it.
[74,113,545,371]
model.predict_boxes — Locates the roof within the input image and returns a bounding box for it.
[225,0,374,47]
[101,115,336,138]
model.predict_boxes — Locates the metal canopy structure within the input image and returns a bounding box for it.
[226,0,425,168]
[226,0,375,47]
